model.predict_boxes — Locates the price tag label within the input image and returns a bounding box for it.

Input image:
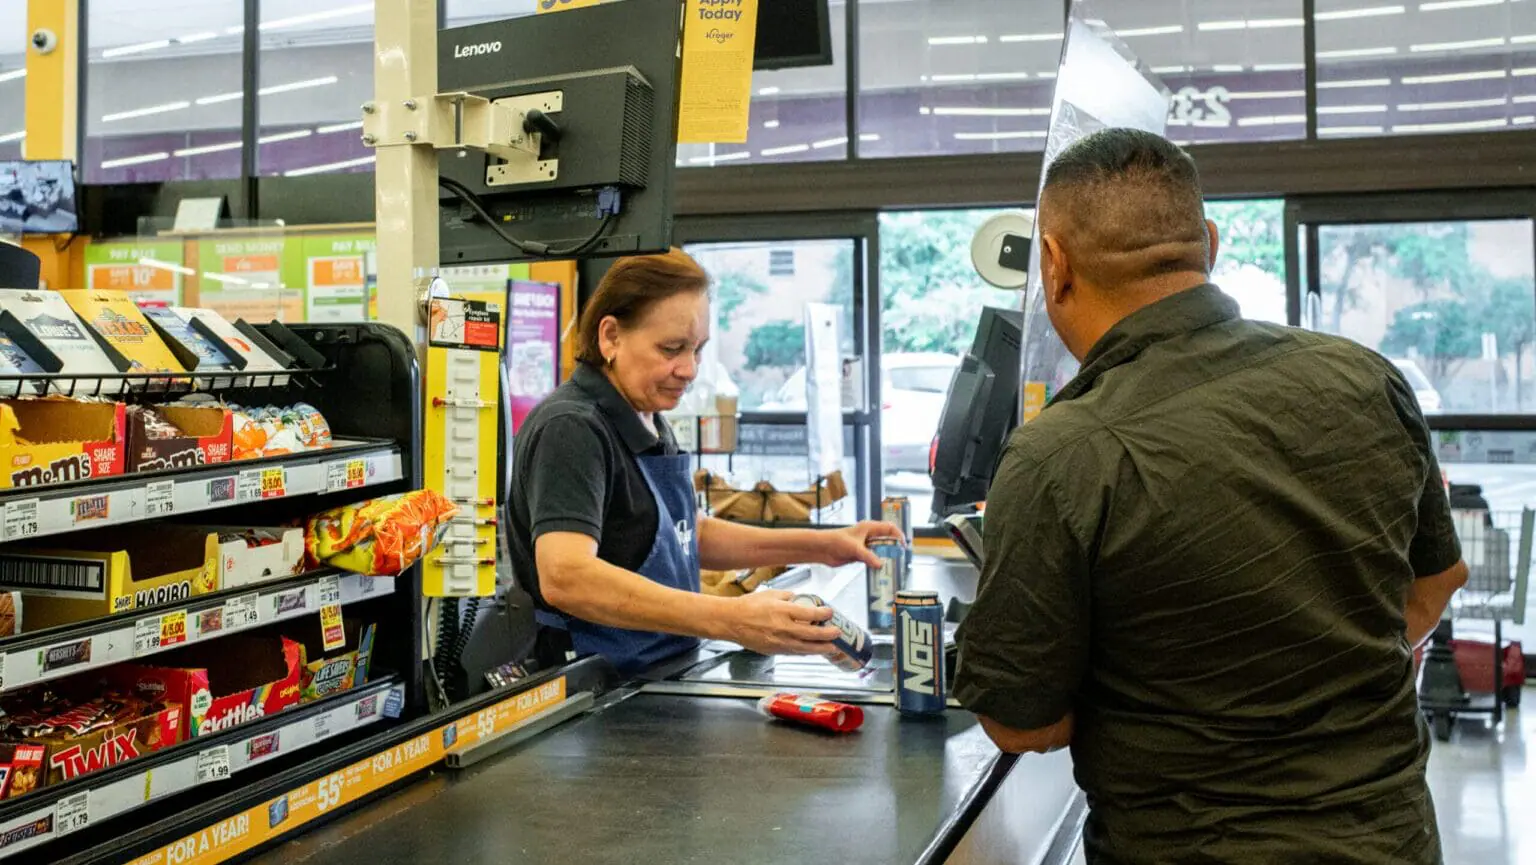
[235,470,263,503]
[54,791,90,836]
[223,593,260,631]
[145,480,176,517]
[196,745,231,784]
[134,617,162,656]
[326,459,367,493]
[317,576,342,608]
[159,610,188,648]
[3,498,40,541]
[259,466,287,499]
[313,712,334,740]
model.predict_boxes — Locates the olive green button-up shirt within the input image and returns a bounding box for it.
[954,284,1460,865]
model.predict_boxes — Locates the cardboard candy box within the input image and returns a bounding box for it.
[126,403,233,473]
[109,636,304,739]
[0,398,126,489]
[0,690,183,796]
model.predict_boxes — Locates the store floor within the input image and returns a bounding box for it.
[1068,687,1535,865]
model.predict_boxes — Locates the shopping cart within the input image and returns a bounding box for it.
[1419,508,1532,741]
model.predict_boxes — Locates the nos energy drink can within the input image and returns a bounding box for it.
[793,594,873,672]
[866,538,904,632]
[895,590,946,715]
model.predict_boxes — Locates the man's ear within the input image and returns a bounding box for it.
[1041,234,1072,304]
[1205,218,1221,272]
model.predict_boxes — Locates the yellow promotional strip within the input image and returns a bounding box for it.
[677,0,760,144]
[124,677,568,865]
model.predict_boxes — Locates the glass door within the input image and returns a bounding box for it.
[674,213,879,523]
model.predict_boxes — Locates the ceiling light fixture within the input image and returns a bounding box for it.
[999,32,1062,43]
[316,121,365,134]
[758,87,781,96]
[954,130,1048,140]
[101,101,192,122]
[1317,46,1398,58]
[0,69,25,84]
[812,137,848,149]
[759,144,810,157]
[1314,5,1407,20]
[172,141,242,157]
[932,106,1051,116]
[0,131,24,144]
[178,32,221,44]
[260,3,372,31]
[1117,25,1184,37]
[1318,77,1392,88]
[258,130,314,144]
[285,156,377,177]
[258,76,340,96]
[138,258,195,275]
[1410,37,1507,52]
[687,151,750,165]
[1319,125,1387,134]
[763,119,780,129]
[195,91,242,106]
[927,36,988,45]
[1419,0,1503,10]
[1235,115,1306,126]
[1393,118,1509,132]
[102,39,172,59]
[1397,96,1510,110]
[1226,90,1306,100]
[1401,69,1508,84]
[100,152,171,169]
[1316,104,1390,113]
[202,272,249,285]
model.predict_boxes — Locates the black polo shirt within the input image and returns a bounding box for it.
[510,362,679,611]
[954,284,1460,865]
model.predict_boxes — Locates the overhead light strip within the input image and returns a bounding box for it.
[260,3,371,31]
[687,151,750,165]
[759,144,810,156]
[1419,0,1504,10]
[101,39,172,59]
[1397,97,1510,111]
[1410,37,1507,52]
[998,32,1062,43]
[1317,46,1398,58]
[100,152,171,169]
[954,131,1048,140]
[284,155,377,177]
[1319,125,1387,134]
[1402,69,1508,84]
[0,131,23,144]
[0,69,26,84]
[932,106,1051,116]
[1314,5,1407,20]
[1316,104,1390,114]
[101,101,191,122]
[138,258,195,276]
[316,121,365,134]
[172,141,242,157]
[1318,77,1392,88]
[1393,118,1510,132]
[258,76,340,96]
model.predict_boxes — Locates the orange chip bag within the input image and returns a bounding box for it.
[304,489,459,575]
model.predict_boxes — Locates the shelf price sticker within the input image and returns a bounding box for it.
[238,466,288,502]
[134,616,162,656]
[326,458,367,493]
[160,610,188,648]
[54,791,90,836]
[319,576,345,651]
[146,480,176,517]
[313,712,334,741]
[3,498,39,541]
[196,744,232,785]
[223,593,261,631]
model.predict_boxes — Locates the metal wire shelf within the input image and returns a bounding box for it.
[0,368,335,400]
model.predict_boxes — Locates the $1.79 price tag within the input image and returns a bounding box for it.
[145,480,175,517]
[54,791,90,836]
[3,498,39,542]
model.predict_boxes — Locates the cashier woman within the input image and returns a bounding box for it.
[509,248,900,674]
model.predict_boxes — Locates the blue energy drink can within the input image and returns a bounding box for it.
[866,538,904,632]
[792,593,873,672]
[895,590,946,715]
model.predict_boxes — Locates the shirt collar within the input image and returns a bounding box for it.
[1054,283,1241,404]
[572,363,663,454]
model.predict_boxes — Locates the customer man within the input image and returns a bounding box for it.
[953,128,1469,864]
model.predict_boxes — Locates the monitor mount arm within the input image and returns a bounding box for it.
[363,90,563,188]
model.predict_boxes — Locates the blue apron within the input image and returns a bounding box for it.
[536,451,701,674]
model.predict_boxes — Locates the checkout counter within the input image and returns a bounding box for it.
[245,556,1086,865]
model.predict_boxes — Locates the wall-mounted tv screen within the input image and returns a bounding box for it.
[0,161,79,235]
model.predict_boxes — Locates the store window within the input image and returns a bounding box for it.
[684,239,857,412]
[1208,198,1287,323]
[257,0,376,177]
[1314,0,1536,138]
[857,1,1060,158]
[0,5,23,162]
[1316,219,1536,414]
[1096,0,1307,146]
[84,1,246,183]
[696,423,861,522]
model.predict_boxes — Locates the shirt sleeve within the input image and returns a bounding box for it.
[521,413,611,543]
[1382,363,1462,577]
[953,443,1091,731]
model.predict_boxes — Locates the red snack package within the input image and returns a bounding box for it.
[756,693,864,734]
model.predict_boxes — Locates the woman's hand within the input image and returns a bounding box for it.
[722,589,843,656]
[817,521,906,568]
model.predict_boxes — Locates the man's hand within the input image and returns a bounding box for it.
[818,521,906,568]
[722,589,843,655]
[978,713,1075,754]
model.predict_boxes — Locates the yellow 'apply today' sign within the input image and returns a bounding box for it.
[540,0,759,145]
